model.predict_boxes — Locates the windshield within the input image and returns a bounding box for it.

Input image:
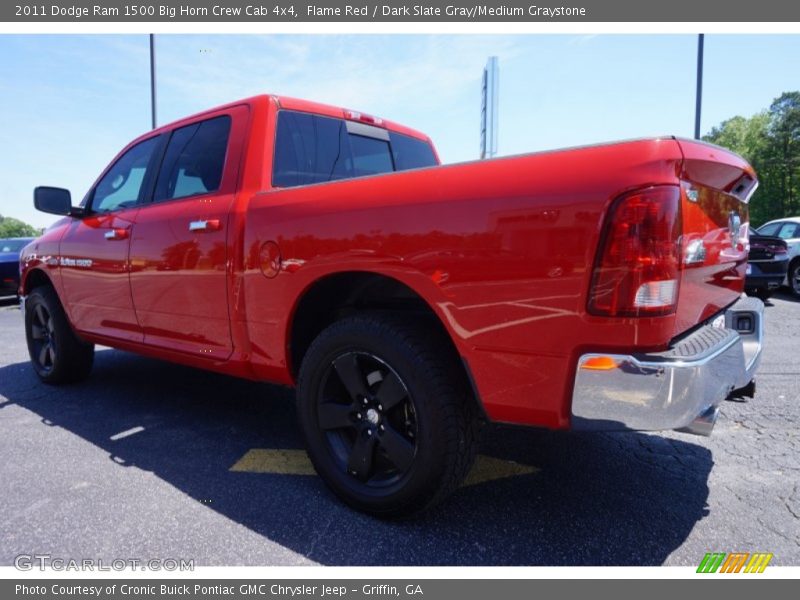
[0,239,31,253]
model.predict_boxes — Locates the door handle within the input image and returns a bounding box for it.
[104,228,129,241]
[188,219,222,233]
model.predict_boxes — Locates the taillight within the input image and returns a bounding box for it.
[588,186,682,317]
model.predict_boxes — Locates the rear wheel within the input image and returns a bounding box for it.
[296,314,479,517]
[25,285,94,384]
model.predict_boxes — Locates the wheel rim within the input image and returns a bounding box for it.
[317,352,418,487]
[30,303,56,373]
[793,265,800,294]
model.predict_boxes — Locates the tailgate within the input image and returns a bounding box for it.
[674,139,758,334]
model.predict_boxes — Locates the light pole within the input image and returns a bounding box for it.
[694,33,704,140]
[150,34,157,129]
[480,56,499,159]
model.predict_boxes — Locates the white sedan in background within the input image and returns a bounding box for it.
[757,217,800,296]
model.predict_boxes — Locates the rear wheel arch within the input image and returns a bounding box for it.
[286,271,482,411]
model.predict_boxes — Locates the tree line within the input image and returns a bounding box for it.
[704,91,800,227]
[0,214,41,238]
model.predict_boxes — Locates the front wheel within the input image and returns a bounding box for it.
[25,285,94,384]
[296,314,479,517]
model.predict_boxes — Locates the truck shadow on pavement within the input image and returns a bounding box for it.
[0,349,713,566]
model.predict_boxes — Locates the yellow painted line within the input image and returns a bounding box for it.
[229,449,539,487]
[462,455,539,486]
[230,449,316,475]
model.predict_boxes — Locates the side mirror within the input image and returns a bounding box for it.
[34,186,83,217]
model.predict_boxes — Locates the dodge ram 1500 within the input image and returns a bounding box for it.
[21,95,764,516]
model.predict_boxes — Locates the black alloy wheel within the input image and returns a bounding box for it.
[25,285,94,384]
[297,314,479,517]
[317,351,417,486]
[29,301,56,374]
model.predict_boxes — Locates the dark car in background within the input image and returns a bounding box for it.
[745,233,789,301]
[0,237,34,298]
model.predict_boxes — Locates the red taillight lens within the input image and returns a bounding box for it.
[588,186,682,317]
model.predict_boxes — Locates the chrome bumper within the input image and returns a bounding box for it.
[571,296,764,436]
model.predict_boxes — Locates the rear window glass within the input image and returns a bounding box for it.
[272,110,437,188]
[389,132,438,170]
[757,222,781,236]
[272,112,351,187]
[350,135,394,176]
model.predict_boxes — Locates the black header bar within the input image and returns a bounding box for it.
[4,1,800,22]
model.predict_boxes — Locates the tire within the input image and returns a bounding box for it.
[296,313,480,517]
[25,285,94,384]
[756,289,772,302]
[789,259,800,298]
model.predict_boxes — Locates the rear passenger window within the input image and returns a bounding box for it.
[154,116,231,202]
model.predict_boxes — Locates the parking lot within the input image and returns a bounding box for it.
[0,292,797,566]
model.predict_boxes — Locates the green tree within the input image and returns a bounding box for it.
[0,215,40,238]
[704,92,800,227]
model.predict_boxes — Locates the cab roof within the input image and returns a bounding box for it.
[150,94,432,144]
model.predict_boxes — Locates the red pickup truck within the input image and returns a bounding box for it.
[21,95,764,516]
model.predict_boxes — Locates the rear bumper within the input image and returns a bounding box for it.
[746,257,789,290]
[571,296,764,436]
[745,274,785,290]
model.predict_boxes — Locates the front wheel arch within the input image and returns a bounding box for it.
[21,267,54,296]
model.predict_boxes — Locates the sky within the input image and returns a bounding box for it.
[1,33,799,228]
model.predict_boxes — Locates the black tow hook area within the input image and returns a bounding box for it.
[726,378,756,402]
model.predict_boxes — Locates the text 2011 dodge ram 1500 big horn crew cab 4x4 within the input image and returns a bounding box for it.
[21,95,764,516]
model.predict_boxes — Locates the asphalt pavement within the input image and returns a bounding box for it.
[0,292,797,566]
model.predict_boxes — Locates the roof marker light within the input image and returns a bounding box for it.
[345,110,384,127]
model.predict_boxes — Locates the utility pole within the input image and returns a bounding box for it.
[694,33,704,140]
[150,34,157,129]
[480,56,499,159]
